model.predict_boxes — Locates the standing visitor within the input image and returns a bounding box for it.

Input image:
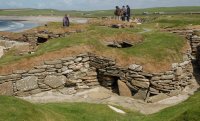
[63,14,70,27]
[121,6,127,21]
[114,6,121,20]
[126,5,131,22]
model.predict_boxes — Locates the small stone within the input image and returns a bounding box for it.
[61,57,74,61]
[55,64,62,69]
[131,80,150,89]
[29,69,45,74]
[118,80,132,97]
[151,76,161,81]
[172,63,179,69]
[147,93,169,103]
[0,81,13,96]
[74,57,82,62]
[44,60,62,65]
[82,57,90,62]
[62,70,73,74]
[13,70,27,74]
[161,75,174,80]
[59,87,77,95]
[44,75,66,88]
[133,89,148,100]
[63,61,74,66]
[129,64,143,72]
[16,76,38,91]
[176,67,183,76]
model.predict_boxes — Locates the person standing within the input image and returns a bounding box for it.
[126,5,131,22]
[114,6,121,20]
[63,14,70,27]
[121,6,127,21]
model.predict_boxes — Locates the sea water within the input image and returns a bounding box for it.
[0,20,39,32]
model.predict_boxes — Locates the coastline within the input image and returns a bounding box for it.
[0,16,88,23]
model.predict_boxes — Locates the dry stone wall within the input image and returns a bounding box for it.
[0,53,99,96]
[0,53,195,101]
[89,53,193,101]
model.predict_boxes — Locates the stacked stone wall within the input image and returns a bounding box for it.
[0,53,99,96]
[89,53,193,101]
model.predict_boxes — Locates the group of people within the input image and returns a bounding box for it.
[114,5,131,22]
[63,5,131,27]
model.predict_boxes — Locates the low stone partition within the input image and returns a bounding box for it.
[0,52,194,102]
[0,53,99,96]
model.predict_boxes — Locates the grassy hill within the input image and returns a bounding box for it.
[0,6,200,17]
[0,90,199,121]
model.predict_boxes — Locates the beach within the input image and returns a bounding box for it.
[0,16,88,23]
[0,16,88,32]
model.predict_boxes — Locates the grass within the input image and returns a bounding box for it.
[0,6,200,17]
[0,90,200,121]
[0,22,187,73]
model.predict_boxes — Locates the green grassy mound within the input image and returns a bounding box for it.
[0,91,200,121]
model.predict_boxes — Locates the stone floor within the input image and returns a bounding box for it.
[20,79,199,115]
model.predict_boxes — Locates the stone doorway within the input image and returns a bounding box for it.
[37,37,48,44]
[97,75,119,94]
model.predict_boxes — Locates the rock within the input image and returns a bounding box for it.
[0,82,13,96]
[168,90,181,96]
[63,61,74,66]
[55,64,62,69]
[44,60,62,65]
[34,65,54,69]
[76,83,90,89]
[175,67,183,76]
[161,75,174,80]
[62,69,73,74]
[138,72,153,77]
[129,64,143,72]
[44,75,66,88]
[59,87,77,95]
[66,79,82,86]
[13,70,27,74]
[0,74,21,81]
[133,89,148,100]
[149,87,159,94]
[147,93,169,103]
[118,80,132,97]
[74,57,82,62]
[82,57,90,62]
[61,57,74,61]
[151,76,161,81]
[88,92,111,100]
[16,76,38,91]
[131,80,150,89]
[180,61,190,67]
[172,63,179,69]
[86,72,97,76]
[30,89,42,95]
[0,46,5,58]
[29,69,45,74]
[37,34,49,39]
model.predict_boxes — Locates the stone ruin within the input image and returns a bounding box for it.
[0,51,194,102]
[0,29,199,103]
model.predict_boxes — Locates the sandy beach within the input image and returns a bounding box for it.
[0,16,88,23]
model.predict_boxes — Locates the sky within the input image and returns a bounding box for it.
[0,0,200,10]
